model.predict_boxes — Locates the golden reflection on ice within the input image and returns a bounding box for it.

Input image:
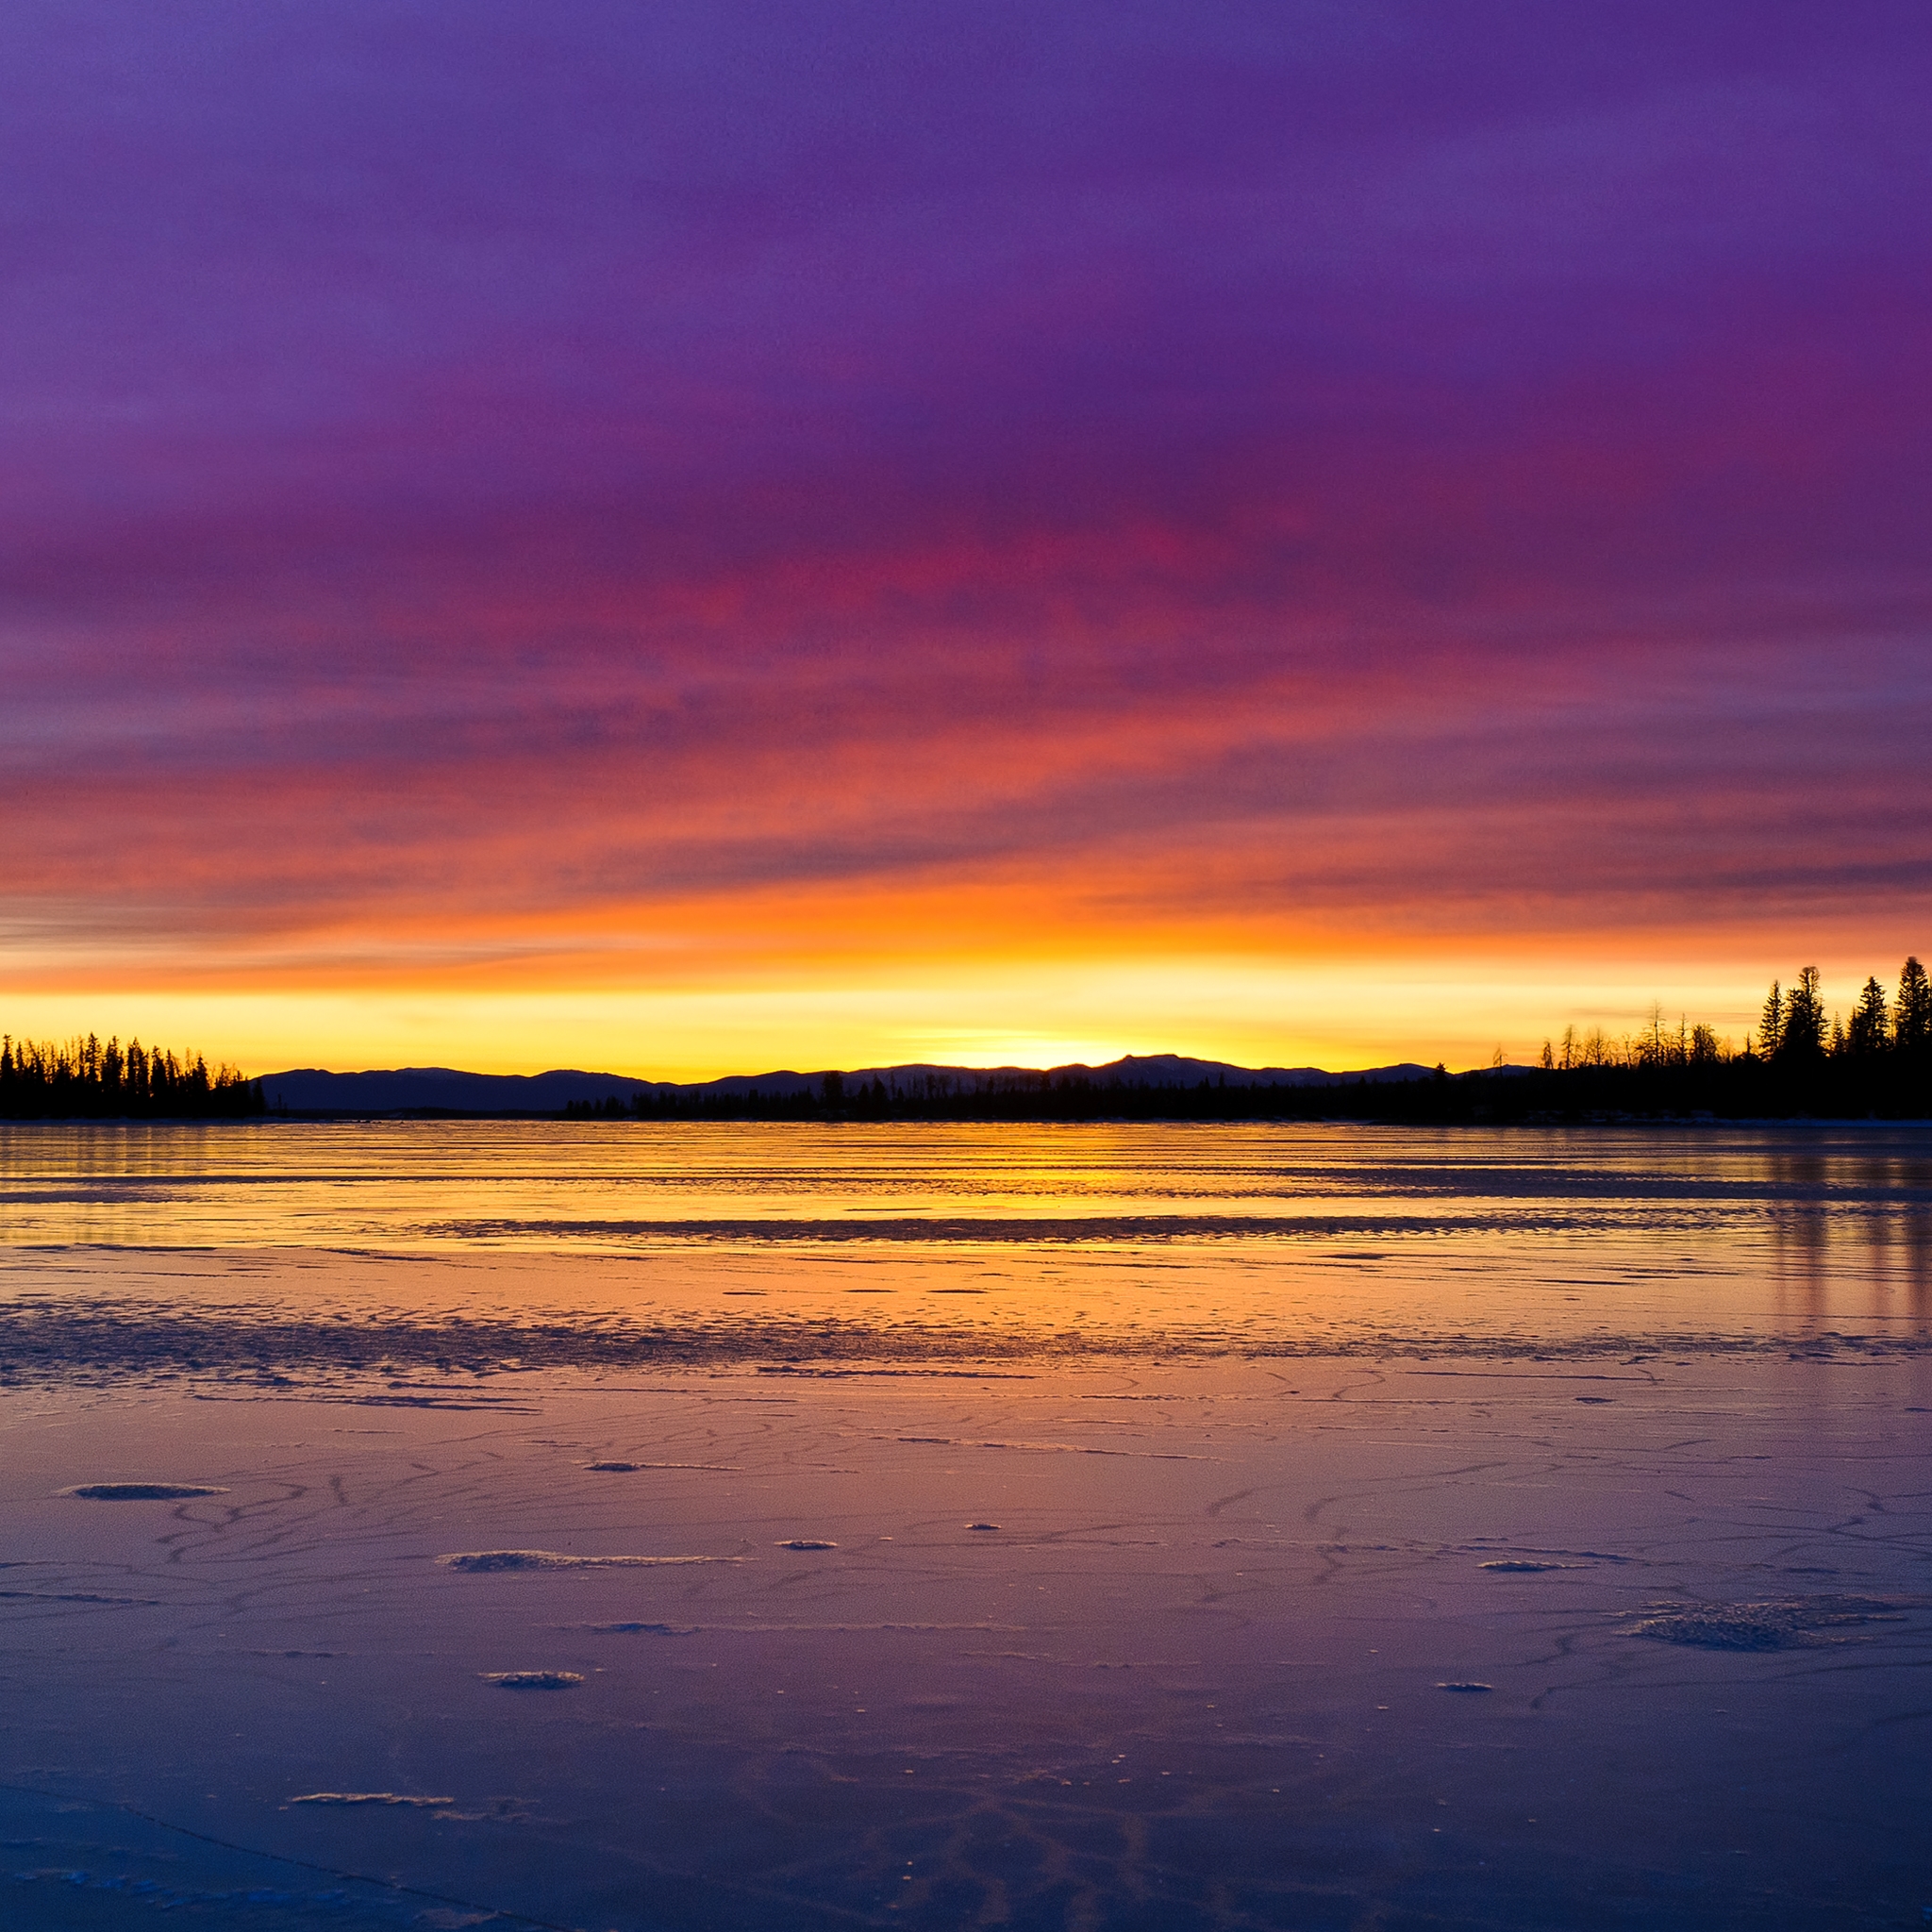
[1,1122,1928,1362]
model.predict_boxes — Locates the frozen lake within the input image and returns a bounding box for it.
[1,1123,1928,1928]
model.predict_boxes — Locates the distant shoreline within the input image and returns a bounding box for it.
[9,1024,1931,1125]
[269,1051,1932,1124]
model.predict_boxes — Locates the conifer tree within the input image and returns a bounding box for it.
[1757,981,1784,1058]
[1898,956,1932,1055]
[1847,977,1890,1056]
[1781,966,1825,1058]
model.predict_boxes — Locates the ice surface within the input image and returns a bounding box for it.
[440,1551,733,1571]
[1627,1595,1903,1650]
[61,1482,228,1500]
[2,1122,1930,1929]
[289,1791,453,1807]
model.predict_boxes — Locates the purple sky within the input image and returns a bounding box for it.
[5,2,1930,1068]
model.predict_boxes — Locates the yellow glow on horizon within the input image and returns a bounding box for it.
[1,939,1890,1082]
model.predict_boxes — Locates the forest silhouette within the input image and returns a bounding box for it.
[582,956,1932,1124]
[7,956,1929,1123]
[0,1032,263,1119]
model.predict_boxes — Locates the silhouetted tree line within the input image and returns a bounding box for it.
[0,1032,264,1119]
[568,956,1932,1125]
[1504,957,1931,1115]
[1750,959,1931,1064]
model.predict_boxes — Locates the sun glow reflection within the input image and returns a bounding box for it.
[0,941,1812,1083]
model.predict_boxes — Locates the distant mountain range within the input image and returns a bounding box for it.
[259,1053,1445,1114]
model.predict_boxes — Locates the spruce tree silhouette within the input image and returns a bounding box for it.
[1897,957,1931,1057]
[1847,977,1890,1056]
[1780,966,1826,1059]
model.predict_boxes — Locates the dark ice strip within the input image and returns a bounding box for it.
[0,1301,1927,1390]
[417,1209,1761,1241]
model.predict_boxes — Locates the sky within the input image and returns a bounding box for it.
[5,1,1930,1077]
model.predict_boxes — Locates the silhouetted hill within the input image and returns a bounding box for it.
[259,1056,1438,1115]
[259,1067,640,1113]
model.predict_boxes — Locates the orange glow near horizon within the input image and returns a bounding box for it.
[8,11,1930,1079]
[3,924,1915,1081]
